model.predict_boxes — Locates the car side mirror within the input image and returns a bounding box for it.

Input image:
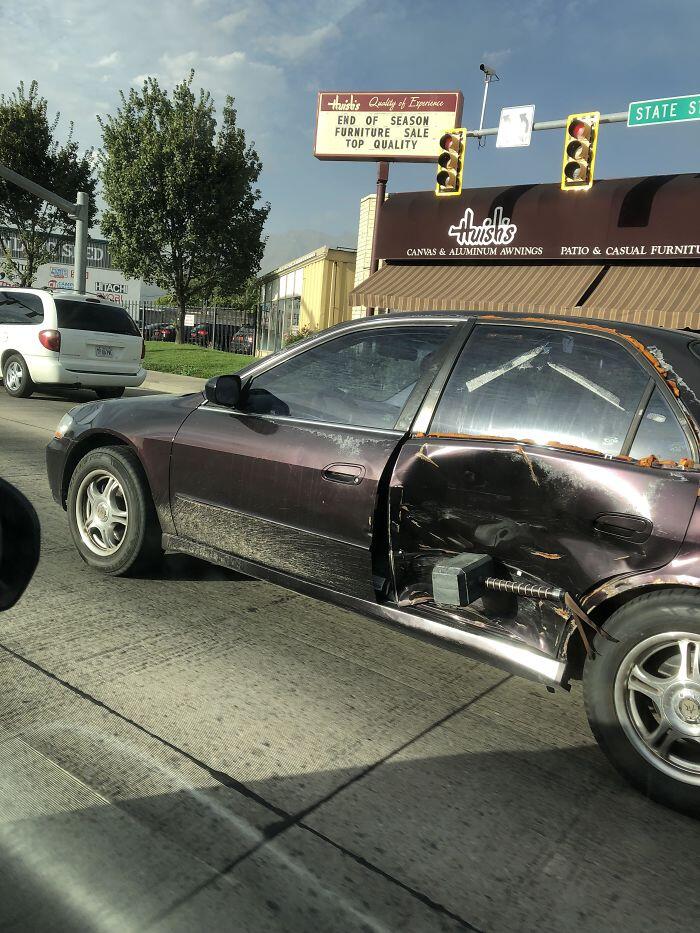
[0,478,40,611]
[205,374,242,409]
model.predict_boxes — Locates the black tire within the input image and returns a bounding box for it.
[66,445,162,576]
[2,353,35,398]
[584,589,700,817]
[94,387,126,399]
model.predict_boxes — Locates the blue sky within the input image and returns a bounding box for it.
[4,1,700,269]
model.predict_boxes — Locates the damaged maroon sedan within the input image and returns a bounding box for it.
[46,311,700,815]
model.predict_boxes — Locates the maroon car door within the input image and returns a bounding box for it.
[169,323,456,600]
[391,322,700,612]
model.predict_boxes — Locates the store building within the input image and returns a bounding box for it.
[350,174,700,329]
[257,246,356,353]
[0,227,165,303]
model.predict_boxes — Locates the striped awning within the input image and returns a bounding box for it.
[578,266,700,330]
[349,263,604,314]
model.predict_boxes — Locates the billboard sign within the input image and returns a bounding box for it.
[314,91,463,162]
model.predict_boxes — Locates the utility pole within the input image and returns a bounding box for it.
[367,160,390,317]
[0,162,89,294]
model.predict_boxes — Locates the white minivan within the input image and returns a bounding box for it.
[0,289,146,399]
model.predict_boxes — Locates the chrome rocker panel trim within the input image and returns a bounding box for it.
[162,533,568,689]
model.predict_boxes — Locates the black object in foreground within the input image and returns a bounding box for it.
[0,477,40,610]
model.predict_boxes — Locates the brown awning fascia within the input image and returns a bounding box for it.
[579,265,700,330]
[349,263,604,314]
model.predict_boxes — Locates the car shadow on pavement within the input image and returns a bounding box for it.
[0,738,697,933]
[143,551,251,583]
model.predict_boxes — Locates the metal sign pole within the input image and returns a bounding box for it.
[367,160,390,317]
[0,162,88,293]
[73,191,89,295]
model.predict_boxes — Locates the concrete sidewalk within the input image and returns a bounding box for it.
[140,370,206,396]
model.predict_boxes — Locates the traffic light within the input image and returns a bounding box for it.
[435,128,466,197]
[561,112,600,191]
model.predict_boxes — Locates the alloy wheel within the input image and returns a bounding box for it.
[4,360,23,392]
[75,469,129,556]
[614,632,700,785]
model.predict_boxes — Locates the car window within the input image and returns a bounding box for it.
[629,387,692,462]
[243,325,454,429]
[0,291,44,324]
[431,324,649,456]
[55,300,140,336]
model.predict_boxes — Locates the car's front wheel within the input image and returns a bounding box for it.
[3,353,35,398]
[584,590,700,816]
[66,445,162,575]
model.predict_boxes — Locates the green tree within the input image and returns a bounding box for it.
[0,81,97,286]
[99,72,269,342]
[209,275,259,310]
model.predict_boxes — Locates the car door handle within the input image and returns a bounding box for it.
[322,463,365,485]
[594,512,653,542]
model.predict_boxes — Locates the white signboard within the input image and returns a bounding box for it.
[314,91,463,162]
[496,105,535,148]
[184,313,195,327]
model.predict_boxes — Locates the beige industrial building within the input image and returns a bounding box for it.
[257,246,356,353]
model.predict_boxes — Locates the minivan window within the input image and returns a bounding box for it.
[0,291,44,324]
[243,326,454,429]
[629,387,692,463]
[431,324,650,456]
[55,300,140,336]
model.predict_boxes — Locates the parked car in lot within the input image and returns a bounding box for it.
[230,325,255,355]
[46,311,700,815]
[1,288,145,399]
[188,322,212,346]
[152,323,177,342]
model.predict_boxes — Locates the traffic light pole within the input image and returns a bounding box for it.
[466,110,628,139]
[0,162,89,294]
[367,160,390,317]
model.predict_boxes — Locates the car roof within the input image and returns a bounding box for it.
[4,287,119,309]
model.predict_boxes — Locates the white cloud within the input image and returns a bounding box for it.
[258,22,340,61]
[91,50,121,68]
[215,8,250,31]
[480,48,512,68]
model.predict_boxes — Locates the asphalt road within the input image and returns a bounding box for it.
[0,381,699,932]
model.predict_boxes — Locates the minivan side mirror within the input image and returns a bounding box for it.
[0,478,40,611]
[205,374,242,409]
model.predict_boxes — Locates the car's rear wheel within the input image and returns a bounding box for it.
[584,590,700,816]
[3,353,34,398]
[94,387,125,399]
[67,446,162,575]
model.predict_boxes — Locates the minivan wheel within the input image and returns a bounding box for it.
[584,590,700,816]
[94,387,125,399]
[3,353,34,398]
[67,445,162,576]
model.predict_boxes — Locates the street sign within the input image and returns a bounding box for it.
[184,313,195,327]
[628,94,700,127]
[496,105,535,148]
[314,91,463,162]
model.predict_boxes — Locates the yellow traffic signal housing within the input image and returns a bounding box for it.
[435,128,466,197]
[561,112,600,191]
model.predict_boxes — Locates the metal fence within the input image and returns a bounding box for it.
[124,301,258,356]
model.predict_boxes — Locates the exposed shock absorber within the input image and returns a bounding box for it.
[430,554,615,658]
[482,576,615,658]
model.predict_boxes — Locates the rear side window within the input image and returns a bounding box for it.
[0,291,44,324]
[55,300,140,336]
[629,388,692,463]
[431,324,649,456]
